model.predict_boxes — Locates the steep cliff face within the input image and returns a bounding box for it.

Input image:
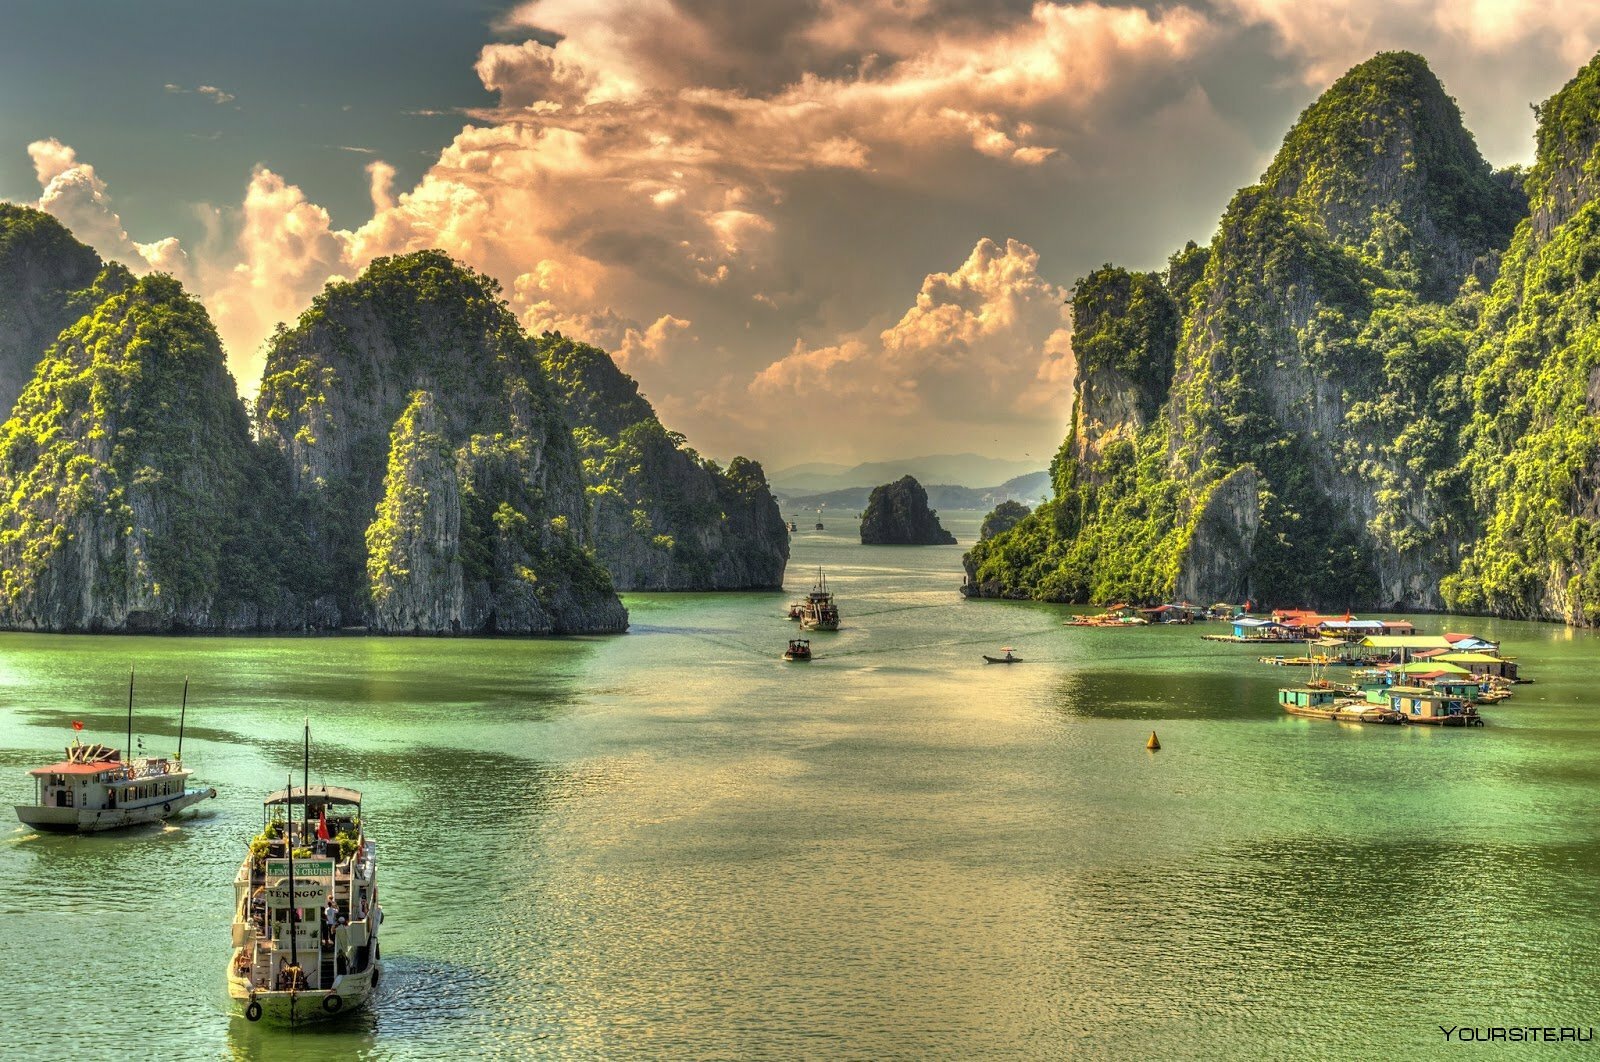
[0,204,106,416]
[258,251,627,633]
[1069,267,1178,475]
[0,274,296,631]
[861,476,957,544]
[537,334,788,590]
[1445,55,1600,625]
[967,51,1520,610]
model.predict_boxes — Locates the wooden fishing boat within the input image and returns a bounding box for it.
[984,648,1022,664]
[1385,686,1484,726]
[1278,687,1403,724]
[783,639,811,661]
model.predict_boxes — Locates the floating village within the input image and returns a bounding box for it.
[1062,601,1522,728]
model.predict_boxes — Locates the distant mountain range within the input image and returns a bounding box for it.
[769,453,1045,493]
[776,471,1049,514]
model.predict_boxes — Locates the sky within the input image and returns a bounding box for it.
[5,1,1600,469]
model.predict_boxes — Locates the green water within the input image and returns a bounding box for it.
[2,512,1598,1059]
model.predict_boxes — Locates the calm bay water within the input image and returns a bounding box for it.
[2,511,1598,1059]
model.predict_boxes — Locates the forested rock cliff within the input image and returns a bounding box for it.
[0,273,299,631]
[537,335,788,590]
[0,204,105,416]
[258,252,628,634]
[966,51,1547,615]
[1444,55,1600,625]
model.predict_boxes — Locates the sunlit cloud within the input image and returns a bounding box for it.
[17,2,1600,465]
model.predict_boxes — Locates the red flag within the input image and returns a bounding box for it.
[71,721,84,731]
[316,805,330,841]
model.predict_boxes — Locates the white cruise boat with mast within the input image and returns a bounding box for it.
[228,723,383,1025]
[799,567,841,631]
[14,673,216,832]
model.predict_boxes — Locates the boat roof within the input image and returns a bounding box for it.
[264,784,362,807]
[1386,661,1472,675]
[1360,636,1454,648]
[29,759,122,777]
[1438,652,1502,663]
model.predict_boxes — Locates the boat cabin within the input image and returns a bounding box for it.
[1235,618,1290,640]
[28,742,187,812]
[1438,652,1517,680]
[1278,687,1340,711]
[1387,685,1475,722]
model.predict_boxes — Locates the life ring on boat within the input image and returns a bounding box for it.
[245,1000,263,1022]
[322,993,343,1014]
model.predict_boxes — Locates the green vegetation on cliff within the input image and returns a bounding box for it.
[1444,54,1600,624]
[537,332,788,590]
[967,51,1517,612]
[259,251,625,633]
[0,273,295,629]
[0,204,107,417]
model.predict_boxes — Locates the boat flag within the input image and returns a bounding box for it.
[71,720,84,731]
[316,804,330,841]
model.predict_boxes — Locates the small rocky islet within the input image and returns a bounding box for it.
[859,475,957,545]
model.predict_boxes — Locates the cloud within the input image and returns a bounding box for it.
[26,139,189,280]
[25,1,1600,466]
[746,237,1073,452]
[199,167,354,383]
[165,82,237,104]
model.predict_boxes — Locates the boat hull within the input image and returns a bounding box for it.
[983,656,1022,664]
[229,965,381,1026]
[15,787,217,833]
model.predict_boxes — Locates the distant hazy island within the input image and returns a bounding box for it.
[965,51,1600,630]
[0,215,788,635]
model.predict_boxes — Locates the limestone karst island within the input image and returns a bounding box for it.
[4,6,1600,1058]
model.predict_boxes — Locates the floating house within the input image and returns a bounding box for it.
[1232,617,1292,640]
[1386,685,1483,726]
[1438,651,1518,680]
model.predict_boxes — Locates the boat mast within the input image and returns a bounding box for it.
[302,719,311,841]
[286,772,298,981]
[125,669,134,764]
[177,677,188,761]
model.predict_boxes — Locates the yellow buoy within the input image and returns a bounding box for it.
[1146,731,1161,751]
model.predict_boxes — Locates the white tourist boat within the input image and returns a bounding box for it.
[228,780,384,1025]
[15,741,217,832]
[14,676,216,832]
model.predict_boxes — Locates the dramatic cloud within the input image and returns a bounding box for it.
[27,139,191,281]
[17,2,1600,465]
[199,167,354,379]
[745,238,1073,457]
